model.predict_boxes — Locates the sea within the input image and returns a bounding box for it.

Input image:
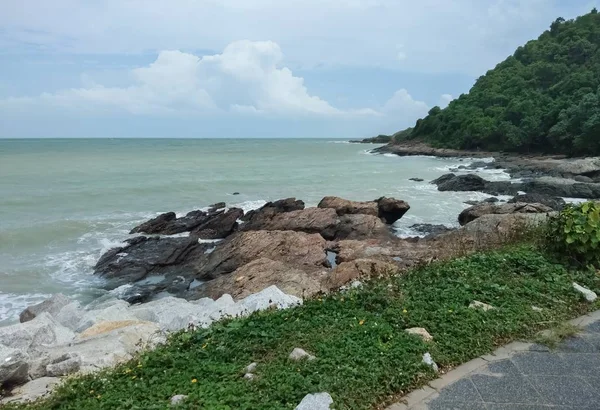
[0,138,512,324]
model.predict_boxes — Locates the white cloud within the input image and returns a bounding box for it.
[439,94,454,108]
[382,89,429,118]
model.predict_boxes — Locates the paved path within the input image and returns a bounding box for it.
[387,311,600,410]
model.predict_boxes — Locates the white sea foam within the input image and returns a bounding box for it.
[0,292,52,325]
[232,200,268,213]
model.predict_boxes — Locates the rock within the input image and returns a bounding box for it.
[520,177,600,199]
[556,157,600,176]
[241,198,305,225]
[317,196,378,217]
[197,231,328,279]
[295,392,334,410]
[246,362,257,373]
[0,377,61,404]
[460,213,554,236]
[243,373,255,380]
[573,283,598,302]
[45,353,81,377]
[289,348,316,361]
[170,394,188,405]
[191,208,244,239]
[508,193,566,211]
[93,236,208,293]
[323,259,397,290]
[0,345,29,387]
[377,197,411,224]
[0,313,75,352]
[483,197,499,203]
[332,214,390,240]
[232,192,240,195]
[432,173,486,192]
[247,208,339,237]
[532,306,543,312]
[238,285,302,313]
[422,353,439,372]
[409,178,424,182]
[78,320,145,339]
[409,224,454,237]
[469,300,495,311]
[574,175,594,183]
[130,212,177,234]
[405,327,433,342]
[458,202,553,226]
[191,258,323,300]
[19,294,71,324]
[209,202,226,211]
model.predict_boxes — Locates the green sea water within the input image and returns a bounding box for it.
[0,138,508,323]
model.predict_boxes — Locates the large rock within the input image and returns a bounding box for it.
[556,157,600,176]
[458,202,554,226]
[247,208,339,237]
[508,193,566,211]
[323,259,398,290]
[295,393,334,410]
[0,345,29,387]
[409,224,454,238]
[241,198,305,228]
[190,208,243,239]
[333,214,390,240]
[521,177,600,199]
[0,313,75,353]
[377,197,411,224]
[191,258,324,300]
[460,213,554,235]
[130,212,177,234]
[0,377,61,405]
[197,231,328,279]
[432,174,486,192]
[19,294,70,324]
[93,236,208,290]
[318,196,378,217]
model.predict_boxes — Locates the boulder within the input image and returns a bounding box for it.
[556,157,600,176]
[323,259,397,290]
[460,213,554,236]
[129,212,177,234]
[289,348,316,361]
[0,345,29,387]
[432,173,486,192]
[190,258,324,300]
[405,328,433,342]
[191,208,243,239]
[197,231,328,279]
[241,198,305,226]
[317,196,378,217]
[458,203,554,226]
[295,393,334,410]
[409,224,454,238]
[508,193,566,211]
[521,177,600,199]
[237,286,302,313]
[93,236,208,290]
[0,377,61,405]
[45,353,81,377]
[573,283,598,302]
[19,294,70,324]
[377,197,411,224]
[247,208,339,237]
[0,313,75,352]
[331,214,391,241]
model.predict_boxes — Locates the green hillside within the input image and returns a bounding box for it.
[404,9,600,156]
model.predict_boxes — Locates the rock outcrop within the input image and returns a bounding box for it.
[508,193,566,211]
[376,197,411,224]
[458,202,554,226]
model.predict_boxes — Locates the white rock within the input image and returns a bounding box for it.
[46,353,82,377]
[573,283,598,302]
[53,302,85,331]
[422,352,439,372]
[243,373,255,380]
[469,300,495,311]
[295,392,334,410]
[170,394,188,405]
[532,306,543,312]
[239,286,302,313]
[405,327,433,342]
[19,294,71,323]
[289,348,316,361]
[0,313,75,352]
[1,377,61,404]
[246,362,257,373]
[0,344,29,386]
[130,297,210,332]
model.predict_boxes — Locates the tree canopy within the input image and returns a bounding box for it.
[403,10,600,156]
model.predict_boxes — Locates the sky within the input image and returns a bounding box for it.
[0,0,598,139]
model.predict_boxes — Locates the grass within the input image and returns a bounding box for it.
[7,245,600,410]
[534,322,581,349]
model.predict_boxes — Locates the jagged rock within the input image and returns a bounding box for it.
[130,212,177,234]
[469,300,495,311]
[191,208,243,239]
[288,348,316,361]
[573,283,598,302]
[409,224,454,237]
[458,202,554,226]
[508,193,566,211]
[0,345,29,386]
[190,258,323,300]
[170,395,188,405]
[332,214,391,240]
[19,294,71,324]
[422,353,439,372]
[377,197,411,224]
[244,208,339,237]
[323,259,397,290]
[521,177,600,199]
[0,313,75,352]
[556,157,600,176]
[45,353,81,377]
[460,213,554,236]
[318,196,378,216]
[209,202,226,211]
[197,231,328,279]
[241,198,305,226]
[0,377,61,405]
[405,327,433,342]
[295,393,334,410]
[93,236,208,291]
[432,173,486,192]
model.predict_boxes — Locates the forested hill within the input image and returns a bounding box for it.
[401,9,600,156]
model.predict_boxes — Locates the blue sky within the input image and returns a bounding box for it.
[0,0,598,138]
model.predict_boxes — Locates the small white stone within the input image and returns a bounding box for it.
[532,306,543,312]
[170,394,187,405]
[469,300,495,311]
[246,362,257,373]
[289,348,316,361]
[405,327,433,342]
[295,392,333,410]
[573,283,598,302]
[422,352,439,372]
[243,373,255,380]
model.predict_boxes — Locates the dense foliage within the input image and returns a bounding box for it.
[406,10,600,155]
[545,201,600,266]
[9,247,599,410]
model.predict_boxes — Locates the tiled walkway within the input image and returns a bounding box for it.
[388,312,600,410]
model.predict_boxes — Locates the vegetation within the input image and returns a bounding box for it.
[534,322,581,349]
[9,246,599,410]
[402,10,600,155]
[545,201,600,267]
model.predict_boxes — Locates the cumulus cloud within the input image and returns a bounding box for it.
[382,89,429,118]
[439,94,454,108]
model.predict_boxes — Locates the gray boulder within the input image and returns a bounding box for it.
[318,196,378,217]
[295,393,334,410]
[458,202,553,226]
[45,353,81,377]
[0,345,29,387]
[0,313,75,352]
[19,294,70,324]
[508,193,566,211]
[432,173,487,192]
[190,208,243,239]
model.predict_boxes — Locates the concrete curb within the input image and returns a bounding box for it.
[385,309,600,410]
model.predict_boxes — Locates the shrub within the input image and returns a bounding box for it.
[545,201,600,266]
